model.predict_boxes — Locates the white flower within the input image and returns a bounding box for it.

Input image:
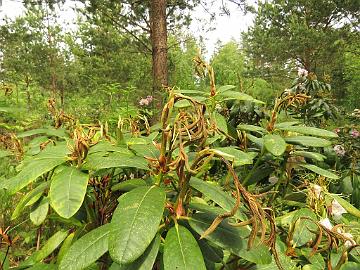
[319,218,333,230]
[331,199,347,220]
[298,67,308,77]
[342,232,356,248]
[269,176,279,185]
[312,184,322,199]
[333,145,346,157]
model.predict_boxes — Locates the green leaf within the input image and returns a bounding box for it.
[214,112,228,134]
[264,134,287,156]
[300,164,339,179]
[198,239,224,263]
[111,234,161,270]
[163,225,206,270]
[217,85,236,93]
[12,182,50,220]
[88,141,133,156]
[285,136,332,147]
[189,213,271,264]
[83,152,149,171]
[0,149,11,158]
[109,186,165,264]
[49,166,89,219]
[237,124,266,133]
[57,232,75,264]
[59,224,111,270]
[30,197,49,226]
[274,121,300,129]
[0,144,69,194]
[189,177,247,220]
[27,263,57,270]
[26,230,68,264]
[129,144,160,160]
[340,262,360,270]
[213,147,257,166]
[291,208,317,247]
[111,179,148,192]
[218,91,264,104]
[17,127,67,138]
[293,151,326,162]
[327,194,360,218]
[279,126,338,138]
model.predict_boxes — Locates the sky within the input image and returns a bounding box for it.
[0,0,255,58]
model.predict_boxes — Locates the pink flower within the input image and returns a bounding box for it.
[350,129,359,138]
[333,145,346,157]
[298,67,308,77]
[334,128,340,134]
[139,95,153,106]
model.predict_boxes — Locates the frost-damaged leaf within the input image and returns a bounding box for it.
[109,186,165,264]
[164,225,206,270]
[30,197,49,226]
[264,134,287,156]
[285,136,331,147]
[59,224,111,270]
[111,234,161,270]
[278,126,338,138]
[300,164,339,179]
[49,166,88,219]
[83,152,149,171]
[0,144,69,194]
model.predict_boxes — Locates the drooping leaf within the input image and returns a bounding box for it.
[285,136,331,147]
[12,182,50,220]
[109,186,165,264]
[25,230,68,265]
[189,213,271,264]
[0,144,69,194]
[278,126,338,138]
[111,179,148,192]
[291,208,318,247]
[49,166,89,219]
[293,151,326,162]
[30,197,49,226]
[300,164,339,179]
[327,194,360,218]
[111,234,161,270]
[237,124,266,133]
[83,152,149,171]
[264,134,287,156]
[213,147,257,166]
[190,177,247,220]
[59,224,111,270]
[163,225,206,270]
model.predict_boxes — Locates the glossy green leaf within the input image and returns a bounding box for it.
[83,152,149,171]
[17,127,67,138]
[279,126,338,138]
[59,224,111,270]
[264,134,287,156]
[0,144,69,194]
[129,144,160,159]
[218,91,265,104]
[189,213,271,264]
[285,136,331,147]
[27,263,57,270]
[109,186,165,264]
[57,232,75,264]
[300,164,339,179]
[340,262,360,270]
[111,234,161,270]
[30,197,49,226]
[12,182,50,220]
[111,179,148,192]
[237,124,266,133]
[292,208,318,247]
[293,151,326,162]
[88,141,133,156]
[198,239,224,263]
[327,194,360,218]
[274,121,300,129]
[27,230,68,264]
[164,225,206,270]
[214,112,228,134]
[190,177,247,220]
[49,166,89,219]
[213,147,257,166]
